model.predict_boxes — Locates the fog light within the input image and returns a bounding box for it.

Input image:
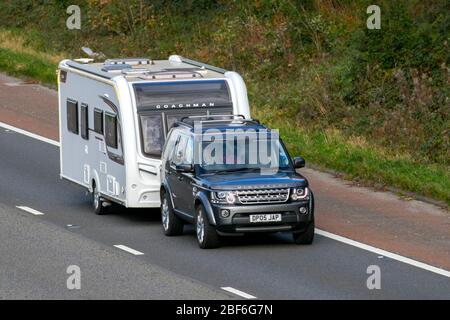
[299,207,308,214]
[220,209,230,218]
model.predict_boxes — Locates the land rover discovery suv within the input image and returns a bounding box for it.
[160,115,314,249]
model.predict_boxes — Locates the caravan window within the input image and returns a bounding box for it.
[133,80,233,159]
[94,109,103,134]
[166,114,182,131]
[105,113,118,149]
[140,115,163,157]
[80,104,89,140]
[67,100,79,135]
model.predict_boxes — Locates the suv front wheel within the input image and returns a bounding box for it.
[161,191,184,236]
[196,205,220,249]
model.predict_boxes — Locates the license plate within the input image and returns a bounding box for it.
[249,214,282,223]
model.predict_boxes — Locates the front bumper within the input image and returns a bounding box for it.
[211,201,313,234]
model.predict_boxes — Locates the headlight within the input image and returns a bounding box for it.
[291,187,308,200]
[216,191,226,199]
[213,191,237,204]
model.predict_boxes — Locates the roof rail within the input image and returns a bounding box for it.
[182,114,244,122]
[138,70,204,80]
[178,114,260,127]
[169,55,227,74]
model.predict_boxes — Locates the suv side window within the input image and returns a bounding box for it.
[184,137,193,165]
[162,129,179,161]
[171,135,189,166]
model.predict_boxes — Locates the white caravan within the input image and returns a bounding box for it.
[58,56,250,213]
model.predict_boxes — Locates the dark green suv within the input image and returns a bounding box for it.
[160,115,314,249]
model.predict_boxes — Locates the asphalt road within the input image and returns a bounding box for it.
[0,127,449,299]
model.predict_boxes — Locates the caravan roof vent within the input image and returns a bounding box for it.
[121,68,149,76]
[102,64,132,73]
[104,58,152,66]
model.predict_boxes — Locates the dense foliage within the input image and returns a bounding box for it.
[0,0,448,202]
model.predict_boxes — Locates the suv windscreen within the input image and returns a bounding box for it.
[196,134,292,174]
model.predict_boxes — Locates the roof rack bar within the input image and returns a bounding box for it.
[105,58,152,66]
[169,55,227,74]
[183,114,245,121]
[178,114,260,127]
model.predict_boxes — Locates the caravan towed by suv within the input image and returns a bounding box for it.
[160,115,315,248]
[58,56,250,213]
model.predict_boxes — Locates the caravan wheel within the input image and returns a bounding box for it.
[92,186,108,215]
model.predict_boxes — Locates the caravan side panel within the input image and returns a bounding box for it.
[59,69,126,205]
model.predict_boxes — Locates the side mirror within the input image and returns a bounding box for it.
[175,163,194,173]
[293,156,305,169]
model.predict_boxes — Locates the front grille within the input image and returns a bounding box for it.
[236,188,290,204]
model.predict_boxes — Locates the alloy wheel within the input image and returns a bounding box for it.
[196,210,205,244]
[162,197,169,231]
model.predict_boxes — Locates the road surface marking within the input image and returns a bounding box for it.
[16,206,45,216]
[316,228,450,278]
[0,121,59,147]
[221,287,257,299]
[114,245,144,256]
[3,122,450,278]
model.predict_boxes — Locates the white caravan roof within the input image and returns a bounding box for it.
[63,55,228,83]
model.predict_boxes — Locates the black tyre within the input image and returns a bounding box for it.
[92,184,108,215]
[161,191,184,236]
[293,220,315,244]
[195,205,220,249]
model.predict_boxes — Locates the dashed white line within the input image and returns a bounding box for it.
[114,244,144,256]
[221,287,257,299]
[16,206,45,216]
[315,228,450,278]
[0,121,60,147]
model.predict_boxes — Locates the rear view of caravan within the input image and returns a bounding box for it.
[58,55,250,213]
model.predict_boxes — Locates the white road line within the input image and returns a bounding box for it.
[0,121,59,147]
[315,228,450,278]
[16,206,45,216]
[114,245,144,256]
[221,287,257,299]
[3,122,450,279]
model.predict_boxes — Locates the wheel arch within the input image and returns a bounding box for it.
[90,169,101,193]
[160,181,175,209]
[194,192,217,226]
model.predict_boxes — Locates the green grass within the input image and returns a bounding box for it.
[0,47,57,85]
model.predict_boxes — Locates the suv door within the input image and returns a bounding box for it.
[179,137,195,216]
[168,134,192,215]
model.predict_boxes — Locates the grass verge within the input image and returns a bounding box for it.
[254,110,450,206]
[0,29,60,84]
